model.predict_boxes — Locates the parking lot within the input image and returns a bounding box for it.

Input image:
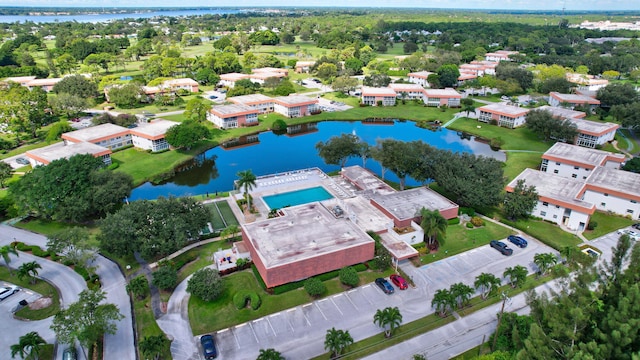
[208,279,416,360]
[204,90,227,103]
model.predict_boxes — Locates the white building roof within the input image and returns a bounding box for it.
[130,119,178,140]
[587,167,640,200]
[62,123,130,143]
[478,103,529,117]
[542,142,625,168]
[371,187,458,221]
[26,141,111,164]
[361,86,397,96]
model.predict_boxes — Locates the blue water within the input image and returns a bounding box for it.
[263,186,333,210]
[130,120,506,200]
[0,9,240,23]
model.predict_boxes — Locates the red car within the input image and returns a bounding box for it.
[390,274,408,290]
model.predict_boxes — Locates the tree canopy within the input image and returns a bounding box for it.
[525,109,578,143]
[165,120,209,150]
[10,154,133,222]
[315,134,361,168]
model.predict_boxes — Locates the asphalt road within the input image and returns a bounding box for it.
[0,224,135,360]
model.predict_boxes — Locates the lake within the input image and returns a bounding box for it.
[0,9,240,23]
[129,120,506,201]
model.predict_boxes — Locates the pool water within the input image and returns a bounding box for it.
[263,186,333,210]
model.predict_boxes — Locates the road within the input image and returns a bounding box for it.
[0,224,135,360]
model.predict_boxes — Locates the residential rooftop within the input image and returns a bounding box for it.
[228,93,274,104]
[569,118,620,136]
[62,123,130,143]
[209,104,257,117]
[423,88,461,98]
[361,86,397,96]
[478,103,529,116]
[273,95,317,106]
[550,92,601,104]
[543,142,625,168]
[507,168,595,212]
[407,71,434,78]
[129,119,178,140]
[26,141,111,164]
[341,166,396,199]
[535,105,586,119]
[371,187,459,221]
[388,83,426,91]
[242,203,374,269]
[587,167,640,201]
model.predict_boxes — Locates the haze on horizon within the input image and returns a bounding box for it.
[0,0,637,11]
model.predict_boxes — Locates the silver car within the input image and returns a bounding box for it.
[0,285,20,300]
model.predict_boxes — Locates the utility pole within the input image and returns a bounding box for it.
[492,292,508,351]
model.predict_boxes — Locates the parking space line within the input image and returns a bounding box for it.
[314,302,328,320]
[344,291,358,310]
[302,309,311,326]
[248,322,260,343]
[265,316,277,336]
[231,327,240,348]
[286,314,295,332]
[330,296,344,316]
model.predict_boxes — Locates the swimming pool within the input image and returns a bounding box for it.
[262,186,333,209]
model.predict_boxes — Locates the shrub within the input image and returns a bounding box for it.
[353,263,368,272]
[448,217,460,225]
[304,278,326,297]
[15,242,29,251]
[466,222,474,229]
[470,216,484,227]
[587,221,598,231]
[272,281,303,295]
[490,137,505,150]
[31,246,49,257]
[187,268,224,302]
[74,266,90,281]
[232,290,262,310]
[459,207,476,216]
[316,269,340,282]
[152,265,178,290]
[251,265,268,291]
[339,266,359,287]
[107,162,119,170]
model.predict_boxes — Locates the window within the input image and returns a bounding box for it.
[540,211,547,216]
[554,170,559,174]
[572,174,577,178]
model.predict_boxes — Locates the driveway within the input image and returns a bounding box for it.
[0,224,135,360]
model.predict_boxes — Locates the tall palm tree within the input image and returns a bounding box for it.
[139,335,168,360]
[419,207,448,249]
[10,331,46,360]
[503,265,528,288]
[257,348,285,360]
[373,306,403,338]
[474,272,501,299]
[431,288,454,316]
[324,327,353,359]
[450,282,474,309]
[17,261,42,285]
[236,169,257,215]
[0,244,19,275]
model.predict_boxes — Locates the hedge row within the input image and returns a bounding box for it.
[12,242,59,261]
[232,290,261,310]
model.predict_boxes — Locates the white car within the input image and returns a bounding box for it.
[0,285,20,300]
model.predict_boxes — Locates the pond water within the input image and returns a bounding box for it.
[129,120,506,200]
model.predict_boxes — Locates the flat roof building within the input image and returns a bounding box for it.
[242,203,375,288]
[207,104,259,129]
[361,87,397,106]
[407,71,434,87]
[583,167,640,218]
[541,142,625,174]
[423,88,462,107]
[273,95,319,118]
[26,141,112,167]
[549,92,601,110]
[370,187,459,229]
[228,94,275,114]
[61,123,132,150]
[477,103,529,128]
[130,119,178,152]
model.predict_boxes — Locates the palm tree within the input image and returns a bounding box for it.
[324,327,353,359]
[139,335,168,360]
[534,253,558,276]
[373,306,403,338]
[450,282,474,309]
[503,265,528,288]
[419,207,448,249]
[431,289,454,316]
[236,169,257,215]
[474,272,501,299]
[10,331,46,360]
[0,244,19,275]
[257,348,285,360]
[17,261,42,285]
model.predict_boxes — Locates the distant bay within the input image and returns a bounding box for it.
[0,9,240,23]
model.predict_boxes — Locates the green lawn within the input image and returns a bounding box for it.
[205,201,239,231]
[133,296,172,360]
[176,241,233,283]
[0,267,61,321]
[189,267,393,334]
[582,211,635,240]
[502,151,544,182]
[14,217,98,237]
[618,128,640,154]
[448,117,551,152]
[419,221,514,265]
[502,218,582,250]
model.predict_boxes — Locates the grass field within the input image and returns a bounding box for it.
[502,217,582,250]
[133,295,172,360]
[582,211,635,240]
[205,200,239,230]
[419,221,514,264]
[0,267,61,321]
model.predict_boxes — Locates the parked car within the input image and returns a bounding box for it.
[507,235,528,248]
[632,223,640,230]
[200,334,217,359]
[62,347,77,360]
[490,240,513,256]
[16,157,29,165]
[209,95,218,99]
[0,285,20,300]
[375,278,394,294]
[390,274,408,290]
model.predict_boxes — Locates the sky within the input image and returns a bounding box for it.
[0,0,638,11]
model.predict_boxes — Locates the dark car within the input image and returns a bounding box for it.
[16,157,30,165]
[507,235,528,248]
[490,240,513,256]
[390,274,408,290]
[200,334,217,359]
[375,278,394,294]
[62,347,77,360]
[633,223,640,230]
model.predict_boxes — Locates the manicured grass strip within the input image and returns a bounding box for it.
[176,241,232,283]
[133,296,172,360]
[215,200,239,227]
[0,267,61,320]
[205,203,226,230]
[419,221,513,265]
[582,211,634,240]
